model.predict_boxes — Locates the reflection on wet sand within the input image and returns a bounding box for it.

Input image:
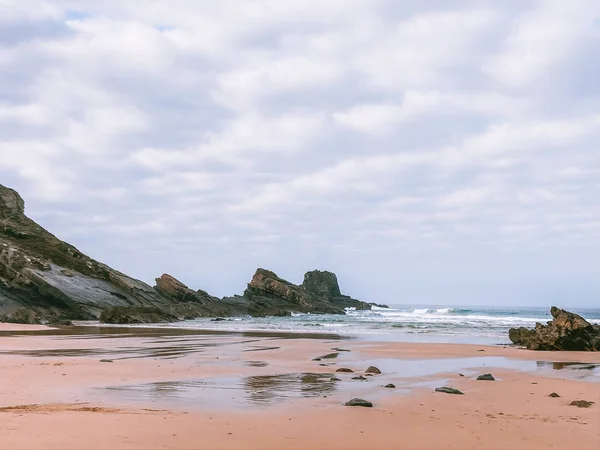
[100,372,338,408]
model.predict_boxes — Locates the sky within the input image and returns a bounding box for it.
[0,0,599,308]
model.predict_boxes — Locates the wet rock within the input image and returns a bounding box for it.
[211,317,227,321]
[549,393,560,398]
[312,358,322,361]
[99,359,114,363]
[344,398,373,408]
[331,348,351,352]
[570,400,594,408]
[435,387,464,395]
[336,368,354,373]
[319,352,339,359]
[365,373,374,377]
[476,374,495,381]
[100,307,178,324]
[384,384,396,388]
[509,307,600,351]
[365,366,381,374]
[458,373,465,377]
[49,318,73,326]
[330,377,341,381]
[352,375,367,381]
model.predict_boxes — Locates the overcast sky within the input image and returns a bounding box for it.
[1,0,599,307]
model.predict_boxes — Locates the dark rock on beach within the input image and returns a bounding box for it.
[344,398,373,407]
[352,375,367,381]
[476,374,495,381]
[570,400,594,408]
[336,368,354,373]
[435,387,464,395]
[365,366,381,374]
[384,383,396,388]
[509,307,600,351]
[549,393,560,398]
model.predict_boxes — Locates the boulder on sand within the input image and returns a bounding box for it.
[344,398,373,407]
[435,387,464,395]
[476,374,495,381]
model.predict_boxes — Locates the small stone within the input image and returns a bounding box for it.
[330,377,341,382]
[476,374,495,381]
[344,398,373,408]
[549,393,560,398]
[312,358,322,361]
[99,359,114,363]
[336,368,354,373]
[365,366,381,374]
[352,375,367,381]
[570,400,594,408]
[384,384,396,388]
[319,364,328,366]
[435,387,464,395]
[458,373,465,377]
[332,348,351,352]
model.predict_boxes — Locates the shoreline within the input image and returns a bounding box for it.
[0,323,598,449]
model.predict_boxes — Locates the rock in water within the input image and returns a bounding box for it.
[549,393,560,398]
[384,384,396,388]
[435,387,464,395]
[570,400,594,408]
[476,374,495,381]
[352,375,367,381]
[336,368,354,373]
[508,307,600,351]
[344,398,373,407]
[365,366,382,374]
[330,377,341,382]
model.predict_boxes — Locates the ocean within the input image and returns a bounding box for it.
[145,306,600,345]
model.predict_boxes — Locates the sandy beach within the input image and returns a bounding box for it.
[0,323,598,450]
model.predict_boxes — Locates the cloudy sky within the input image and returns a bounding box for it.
[1,0,599,307]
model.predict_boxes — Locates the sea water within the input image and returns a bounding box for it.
[153,306,600,345]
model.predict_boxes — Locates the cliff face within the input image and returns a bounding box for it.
[0,184,236,323]
[0,185,382,323]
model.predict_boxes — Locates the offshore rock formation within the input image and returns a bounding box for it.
[222,268,380,316]
[509,307,600,351]
[0,184,380,323]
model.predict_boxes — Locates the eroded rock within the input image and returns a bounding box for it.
[509,307,600,351]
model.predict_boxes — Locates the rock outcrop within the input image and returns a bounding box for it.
[222,268,382,317]
[99,307,178,324]
[1,184,381,323]
[302,270,383,311]
[509,307,600,351]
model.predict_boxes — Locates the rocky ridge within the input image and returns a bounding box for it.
[0,184,381,324]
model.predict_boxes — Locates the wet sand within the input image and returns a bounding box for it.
[0,323,598,449]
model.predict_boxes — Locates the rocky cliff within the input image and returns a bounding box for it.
[0,185,379,323]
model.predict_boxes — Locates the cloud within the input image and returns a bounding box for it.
[0,0,599,306]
